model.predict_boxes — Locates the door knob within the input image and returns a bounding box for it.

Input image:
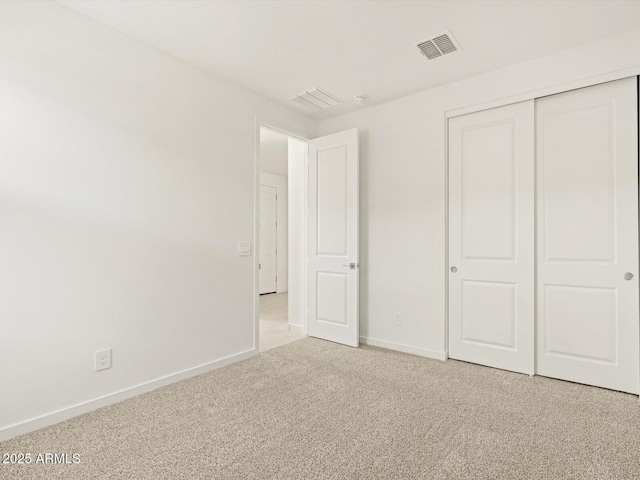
[342,262,358,270]
[451,266,457,273]
[624,272,634,281]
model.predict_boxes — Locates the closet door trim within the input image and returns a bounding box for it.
[446,66,640,120]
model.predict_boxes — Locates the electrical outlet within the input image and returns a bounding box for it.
[95,349,112,371]
[394,311,402,326]
[238,241,251,256]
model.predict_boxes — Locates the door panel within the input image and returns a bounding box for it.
[259,185,277,294]
[461,121,516,260]
[317,272,348,325]
[449,100,535,374]
[462,280,516,349]
[542,104,615,262]
[543,285,617,364]
[536,77,639,393]
[317,145,348,256]
[308,129,359,347]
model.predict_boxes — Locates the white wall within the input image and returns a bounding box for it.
[260,128,289,177]
[0,1,316,439]
[319,29,640,359]
[260,172,288,292]
[287,138,307,329]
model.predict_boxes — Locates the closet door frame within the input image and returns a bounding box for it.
[444,73,640,393]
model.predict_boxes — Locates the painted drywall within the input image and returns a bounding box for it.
[259,172,288,292]
[287,138,307,329]
[319,29,640,359]
[58,1,640,121]
[0,1,316,439]
[260,128,289,177]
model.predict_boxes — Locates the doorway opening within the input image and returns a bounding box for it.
[258,126,307,351]
[254,121,360,352]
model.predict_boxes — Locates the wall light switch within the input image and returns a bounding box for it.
[238,242,251,256]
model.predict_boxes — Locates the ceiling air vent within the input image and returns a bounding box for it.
[291,87,343,110]
[417,31,460,60]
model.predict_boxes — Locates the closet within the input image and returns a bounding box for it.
[448,76,639,394]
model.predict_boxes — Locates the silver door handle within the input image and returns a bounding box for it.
[342,263,358,269]
[451,266,457,273]
[624,272,634,281]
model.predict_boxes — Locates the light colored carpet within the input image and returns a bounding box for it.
[2,337,640,479]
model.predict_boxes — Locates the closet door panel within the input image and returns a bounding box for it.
[536,77,639,394]
[448,100,535,374]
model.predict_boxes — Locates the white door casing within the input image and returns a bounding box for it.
[448,100,535,374]
[535,77,639,394]
[307,129,359,347]
[259,185,277,294]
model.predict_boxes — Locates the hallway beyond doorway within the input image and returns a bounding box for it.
[259,292,304,351]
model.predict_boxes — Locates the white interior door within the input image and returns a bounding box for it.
[448,100,535,374]
[536,77,639,394]
[259,185,277,295]
[307,128,359,347]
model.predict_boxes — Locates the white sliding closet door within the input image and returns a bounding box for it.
[536,77,639,394]
[448,100,535,374]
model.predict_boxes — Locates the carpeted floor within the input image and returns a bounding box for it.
[2,338,640,479]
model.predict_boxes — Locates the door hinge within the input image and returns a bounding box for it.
[259,263,261,269]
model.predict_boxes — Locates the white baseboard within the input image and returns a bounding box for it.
[359,336,447,361]
[0,348,258,442]
[287,323,304,333]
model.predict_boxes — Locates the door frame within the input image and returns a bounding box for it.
[254,115,310,351]
[443,71,640,385]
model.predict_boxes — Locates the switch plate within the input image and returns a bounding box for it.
[238,242,251,256]
[95,349,112,371]
[394,311,402,326]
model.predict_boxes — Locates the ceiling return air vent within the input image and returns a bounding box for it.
[291,87,343,110]
[417,31,460,60]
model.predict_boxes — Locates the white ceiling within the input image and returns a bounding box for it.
[58,0,640,119]
[260,128,288,177]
